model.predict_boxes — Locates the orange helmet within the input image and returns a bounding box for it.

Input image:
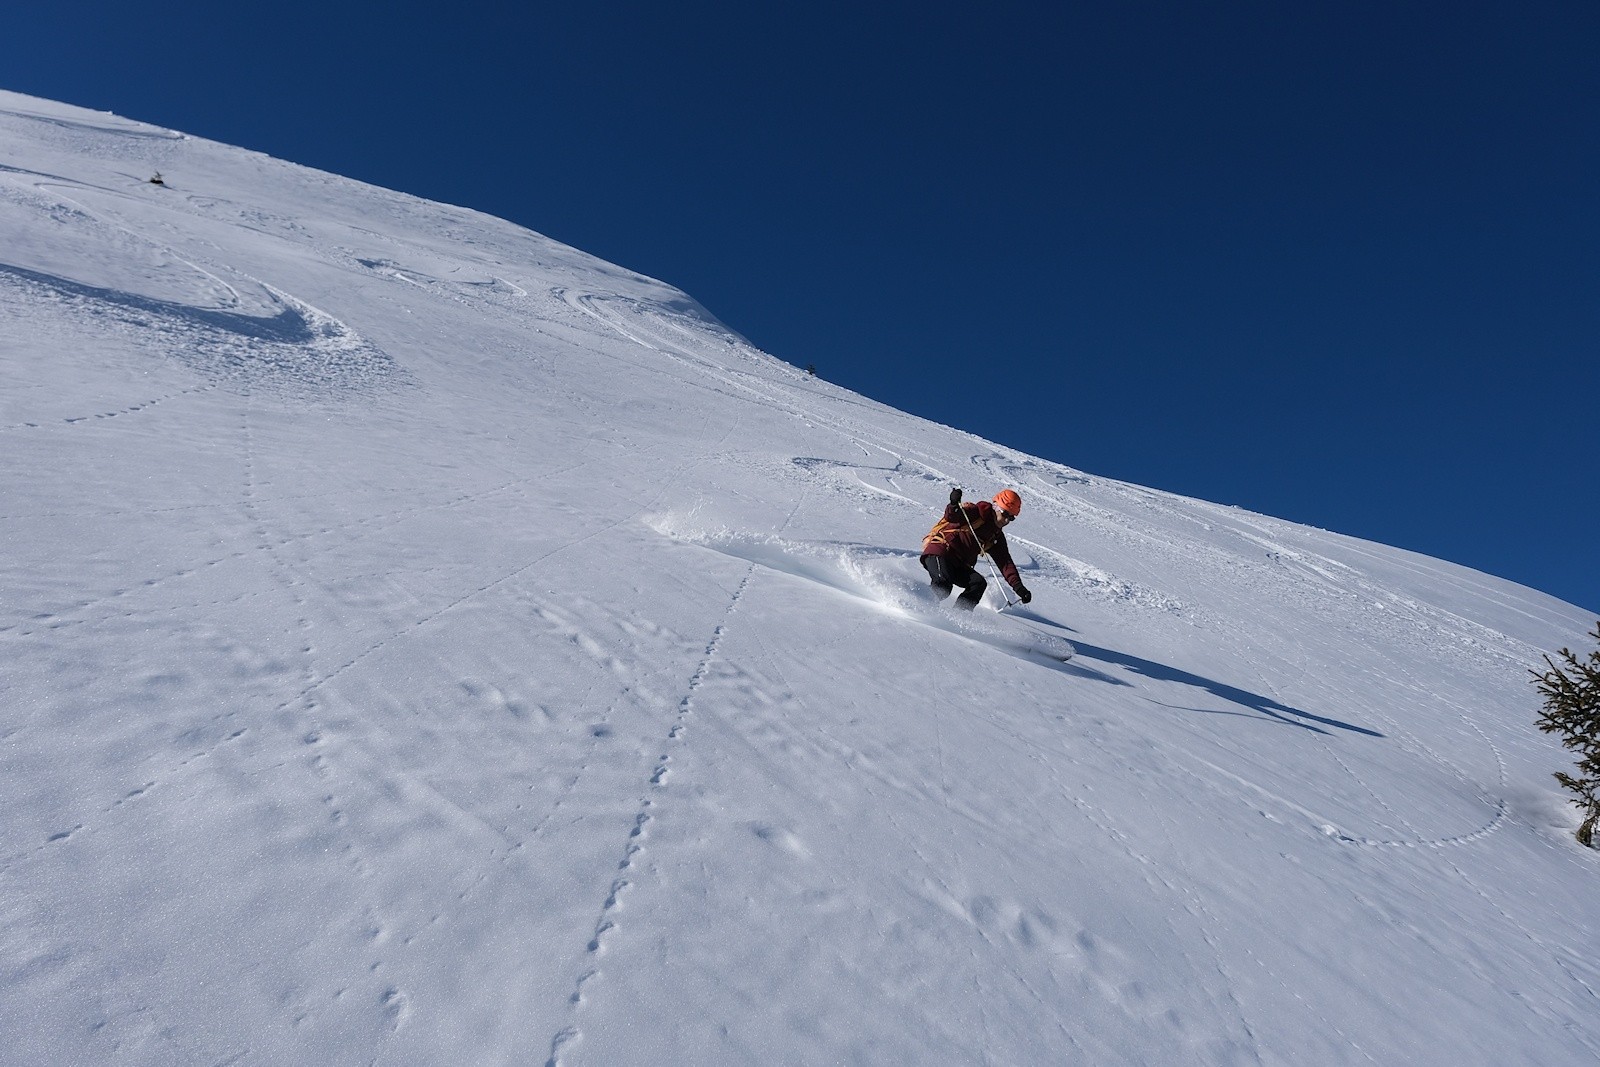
[993,489,1022,518]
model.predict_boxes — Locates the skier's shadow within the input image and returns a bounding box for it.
[1067,639,1384,737]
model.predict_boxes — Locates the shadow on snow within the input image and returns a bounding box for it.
[1066,639,1384,737]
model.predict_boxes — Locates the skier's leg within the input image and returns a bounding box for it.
[921,554,954,600]
[954,569,987,610]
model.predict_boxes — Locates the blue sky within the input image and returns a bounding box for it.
[5,3,1596,616]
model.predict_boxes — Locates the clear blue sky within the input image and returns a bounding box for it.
[5,2,1596,615]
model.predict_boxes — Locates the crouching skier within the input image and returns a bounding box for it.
[920,487,1032,610]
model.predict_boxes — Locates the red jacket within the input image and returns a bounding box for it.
[921,500,1025,594]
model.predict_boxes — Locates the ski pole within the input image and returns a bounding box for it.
[956,490,1016,608]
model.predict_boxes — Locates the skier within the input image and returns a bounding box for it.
[920,487,1032,610]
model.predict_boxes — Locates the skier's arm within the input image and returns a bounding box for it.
[988,539,1032,603]
[941,484,964,522]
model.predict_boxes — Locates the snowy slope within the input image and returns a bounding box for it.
[1,90,1596,1066]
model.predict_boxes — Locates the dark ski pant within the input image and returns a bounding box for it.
[921,553,986,610]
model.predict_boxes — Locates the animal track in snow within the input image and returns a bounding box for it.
[541,568,753,1065]
[0,382,223,433]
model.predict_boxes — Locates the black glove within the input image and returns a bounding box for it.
[1016,586,1032,605]
[949,487,962,506]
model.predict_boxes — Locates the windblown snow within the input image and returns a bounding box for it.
[2,90,1595,1066]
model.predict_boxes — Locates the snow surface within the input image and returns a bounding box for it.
[1,89,1596,1066]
